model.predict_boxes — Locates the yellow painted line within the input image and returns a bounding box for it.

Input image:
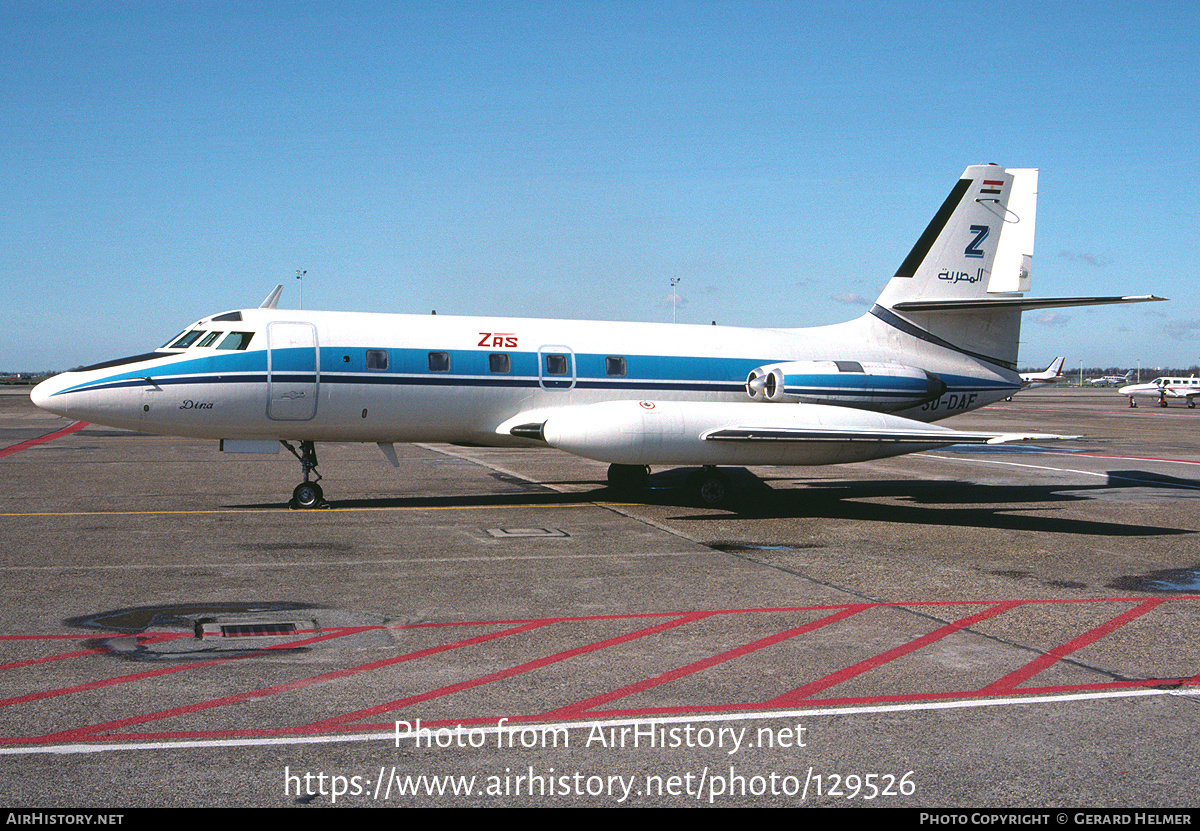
[0,502,639,518]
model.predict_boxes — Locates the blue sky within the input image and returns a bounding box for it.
[3,1,1197,372]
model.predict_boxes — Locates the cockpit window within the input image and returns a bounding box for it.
[197,331,223,347]
[216,332,254,351]
[168,330,207,349]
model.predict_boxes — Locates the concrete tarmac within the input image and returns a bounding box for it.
[1,386,1198,808]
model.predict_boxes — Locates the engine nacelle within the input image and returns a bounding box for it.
[538,399,966,466]
[745,360,945,412]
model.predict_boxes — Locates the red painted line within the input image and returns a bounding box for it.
[86,673,1198,743]
[0,628,373,717]
[310,613,712,731]
[577,675,1200,720]
[767,601,1022,706]
[0,648,108,671]
[0,634,139,640]
[980,598,1166,694]
[0,656,241,716]
[0,421,88,459]
[1,598,1195,746]
[543,605,872,718]
[22,623,559,746]
[27,622,552,746]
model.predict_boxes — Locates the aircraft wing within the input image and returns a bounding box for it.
[702,426,1076,445]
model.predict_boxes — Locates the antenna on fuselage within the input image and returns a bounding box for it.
[260,285,284,309]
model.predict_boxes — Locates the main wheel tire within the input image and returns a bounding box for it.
[607,463,650,492]
[687,468,732,508]
[293,482,322,509]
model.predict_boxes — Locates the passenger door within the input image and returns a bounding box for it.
[267,322,319,420]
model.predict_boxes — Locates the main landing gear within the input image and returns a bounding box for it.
[605,463,734,508]
[282,440,327,509]
[606,463,650,492]
[686,466,732,509]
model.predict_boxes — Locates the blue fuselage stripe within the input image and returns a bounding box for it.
[51,346,1019,398]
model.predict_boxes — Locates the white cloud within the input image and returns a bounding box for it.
[831,292,869,306]
[1036,311,1070,327]
[1165,320,1200,340]
[1059,251,1108,267]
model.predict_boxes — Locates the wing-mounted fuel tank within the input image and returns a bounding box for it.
[745,360,947,412]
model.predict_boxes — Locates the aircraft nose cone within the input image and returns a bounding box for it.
[30,376,70,418]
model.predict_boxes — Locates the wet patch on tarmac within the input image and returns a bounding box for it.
[709,542,823,553]
[1109,566,1200,593]
[66,602,397,660]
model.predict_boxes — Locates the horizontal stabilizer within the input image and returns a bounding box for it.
[891,295,1166,313]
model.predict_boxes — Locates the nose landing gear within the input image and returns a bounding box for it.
[282,440,327,509]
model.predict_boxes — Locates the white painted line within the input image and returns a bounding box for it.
[0,551,708,572]
[5,686,1196,756]
[925,454,1200,489]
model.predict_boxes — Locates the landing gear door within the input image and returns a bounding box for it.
[267,322,319,421]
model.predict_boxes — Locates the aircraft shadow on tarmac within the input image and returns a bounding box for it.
[229,466,1196,538]
[664,468,1195,536]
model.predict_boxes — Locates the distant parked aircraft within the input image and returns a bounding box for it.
[1119,376,1200,409]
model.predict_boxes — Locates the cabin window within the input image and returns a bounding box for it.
[428,351,450,372]
[216,332,254,350]
[544,354,569,375]
[366,349,389,370]
[605,356,627,377]
[489,353,510,374]
[169,330,207,349]
[197,331,223,347]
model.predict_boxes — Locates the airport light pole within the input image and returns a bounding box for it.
[670,277,681,324]
[296,270,306,310]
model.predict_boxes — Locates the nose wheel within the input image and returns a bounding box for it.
[282,440,328,509]
[292,480,324,509]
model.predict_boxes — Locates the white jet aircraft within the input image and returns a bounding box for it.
[1088,370,1135,387]
[31,164,1163,508]
[1119,376,1200,409]
[1004,357,1065,400]
[1021,357,1066,390]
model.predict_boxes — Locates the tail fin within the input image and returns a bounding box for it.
[871,165,1037,370]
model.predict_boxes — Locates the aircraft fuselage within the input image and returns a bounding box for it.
[32,306,1018,448]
